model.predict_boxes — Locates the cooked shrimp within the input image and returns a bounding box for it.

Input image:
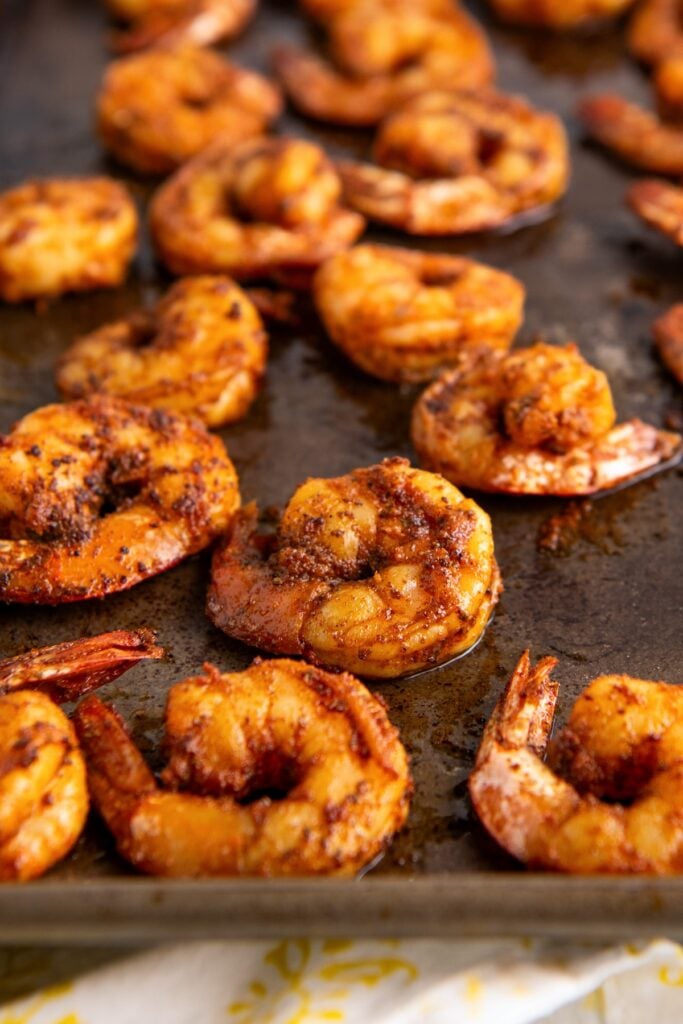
[412,343,682,495]
[654,57,683,121]
[337,88,569,234]
[97,45,282,175]
[628,0,683,65]
[150,137,365,285]
[0,629,162,881]
[73,658,411,876]
[207,457,501,679]
[299,0,454,25]
[0,396,239,603]
[313,244,525,382]
[486,0,636,29]
[0,178,137,303]
[272,4,493,128]
[470,651,683,873]
[107,0,255,52]
[627,178,683,245]
[56,277,267,428]
[652,305,683,385]
[579,94,683,175]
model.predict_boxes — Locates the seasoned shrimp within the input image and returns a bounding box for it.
[0,629,162,881]
[579,94,683,175]
[652,305,683,385]
[273,4,493,128]
[337,88,569,234]
[56,277,267,428]
[627,178,683,245]
[0,396,239,603]
[412,343,681,495]
[313,244,525,382]
[470,651,683,873]
[97,45,282,175]
[486,0,636,28]
[0,178,137,303]
[150,137,365,285]
[207,457,501,679]
[628,0,683,65]
[654,57,683,121]
[107,0,255,52]
[73,658,411,876]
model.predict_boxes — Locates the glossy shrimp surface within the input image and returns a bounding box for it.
[56,276,267,428]
[628,178,683,244]
[487,0,636,28]
[412,343,681,495]
[73,658,411,876]
[97,45,282,175]
[313,244,525,382]
[273,4,493,128]
[579,94,683,175]
[0,178,137,303]
[207,458,502,679]
[150,137,365,285]
[652,304,683,385]
[470,652,683,873]
[0,630,162,881]
[337,88,569,234]
[0,396,240,603]
[107,0,255,51]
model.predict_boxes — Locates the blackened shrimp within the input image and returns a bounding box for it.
[337,88,569,234]
[470,651,683,873]
[412,343,681,495]
[207,457,501,679]
[150,137,365,285]
[107,0,255,52]
[73,658,411,876]
[487,0,636,29]
[0,178,137,303]
[627,177,683,244]
[652,305,683,385]
[579,94,683,175]
[0,396,240,604]
[97,45,282,175]
[313,244,525,382]
[56,276,267,428]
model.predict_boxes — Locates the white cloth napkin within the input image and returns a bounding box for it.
[1,937,683,1024]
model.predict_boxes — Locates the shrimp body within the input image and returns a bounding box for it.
[207,458,501,679]
[487,0,636,28]
[628,0,683,65]
[579,94,683,175]
[97,45,282,175]
[653,304,683,385]
[108,0,255,51]
[655,57,683,121]
[628,178,683,245]
[313,245,525,382]
[337,89,569,234]
[0,178,137,303]
[56,277,267,428]
[73,658,411,876]
[470,652,683,873]
[412,343,681,495]
[0,397,239,603]
[150,137,365,284]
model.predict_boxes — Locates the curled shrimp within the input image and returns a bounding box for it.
[207,457,501,679]
[579,94,683,175]
[412,343,682,495]
[97,45,282,176]
[627,177,683,245]
[150,137,365,285]
[272,4,494,128]
[107,0,255,52]
[486,0,637,29]
[0,178,137,303]
[56,276,267,428]
[470,651,683,873]
[312,244,525,382]
[0,629,162,881]
[0,396,240,604]
[73,658,411,876]
[337,88,569,235]
[628,0,683,65]
[652,305,683,385]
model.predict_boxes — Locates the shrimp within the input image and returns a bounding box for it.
[628,0,683,66]
[107,0,255,52]
[654,57,683,121]
[0,178,137,303]
[578,94,683,175]
[56,276,267,428]
[73,658,411,876]
[299,0,454,25]
[470,651,683,873]
[486,0,637,29]
[0,629,162,881]
[272,4,494,128]
[312,244,525,383]
[97,45,282,176]
[652,305,683,385]
[627,178,683,245]
[411,343,682,495]
[337,88,569,235]
[0,396,240,603]
[207,457,501,679]
[150,137,365,285]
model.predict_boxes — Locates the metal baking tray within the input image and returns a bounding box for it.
[0,0,682,943]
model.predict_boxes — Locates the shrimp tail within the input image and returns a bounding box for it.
[478,651,559,761]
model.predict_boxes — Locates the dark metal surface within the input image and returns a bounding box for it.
[0,0,682,940]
